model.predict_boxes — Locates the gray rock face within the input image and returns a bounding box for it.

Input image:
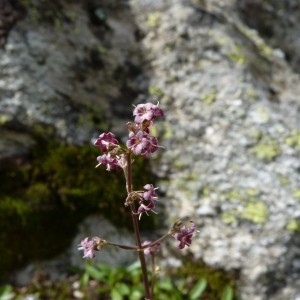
[11,216,136,286]
[130,0,300,299]
[0,1,141,158]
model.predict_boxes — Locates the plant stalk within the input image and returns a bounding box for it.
[125,152,152,299]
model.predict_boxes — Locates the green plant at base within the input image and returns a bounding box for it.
[78,261,236,300]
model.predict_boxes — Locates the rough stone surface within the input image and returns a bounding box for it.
[0,0,141,158]
[2,0,300,299]
[130,0,300,299]
[11,216,136,286]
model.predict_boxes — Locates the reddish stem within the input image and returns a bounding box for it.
[125,151,152,299]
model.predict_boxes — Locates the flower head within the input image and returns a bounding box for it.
[96,153,120,171]
[94,132,119,152]
[133,103,164,124]
[78,237,107,259]
[135,184,159,219]
[137,201,157,219]
[78,237,96,259]
[172,221,196,249]
[126,131,158,157]
[143,184,158,201]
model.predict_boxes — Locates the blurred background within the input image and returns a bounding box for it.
[0,0,300,299]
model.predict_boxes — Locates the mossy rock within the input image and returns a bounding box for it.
[0,137,155,279]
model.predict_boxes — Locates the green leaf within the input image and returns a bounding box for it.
[189,278,207,300]
[80,272,90,286]
[129,287,144,300]
[110,288,123,300]
[157,277,173,291]
[221,285,233,300]
[126,261,141,272]
[0,285,14,300]
[115,283,130,295]
[84,264,106,281]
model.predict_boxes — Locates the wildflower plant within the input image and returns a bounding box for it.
[78,102,196,300]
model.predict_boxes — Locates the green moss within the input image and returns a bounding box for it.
[0,115,10,125]
[293,189,300,200]
[241,201,268,224]
[226,45,247,64]
[200,87,218,105]
[285,130,300,150]
[19,0,66,26]
[286,219,300,232]
[251,138,280,162]
[245,188,260,197]
[0,197,30,220]
[146,12,161,28]
[224,189,244,201]
[232,18,273,59]
[222,211,237,224]
[279,176,290,187]
[148,85,164,98]
[246,87,259,100]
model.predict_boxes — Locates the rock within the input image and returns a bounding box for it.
[9,216,136,286]
[130,0,300,299]
[2,0,300,299]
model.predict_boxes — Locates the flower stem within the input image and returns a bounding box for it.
[125,152,151,299]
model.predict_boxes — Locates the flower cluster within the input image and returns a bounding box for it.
[93,103,164,171]
[133,102,164,126]
[136,184,159,219]
[78,237,107,258]
[124,184,159,219]
[126,102,163,157]
[78,102,196,264]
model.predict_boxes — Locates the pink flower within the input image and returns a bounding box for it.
[174,221,196,249]
[137,201,157,219]
[78,238,96,259]
[143,184,158,201]
[133,103,164,124]
[126,131,158,157]
[136,184,159,219]
[96,153,120,171]
[94,132,119,152]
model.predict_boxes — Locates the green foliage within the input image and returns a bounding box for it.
[0,285,14,300]
[77,259,237,300]
[0,258,237,299]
